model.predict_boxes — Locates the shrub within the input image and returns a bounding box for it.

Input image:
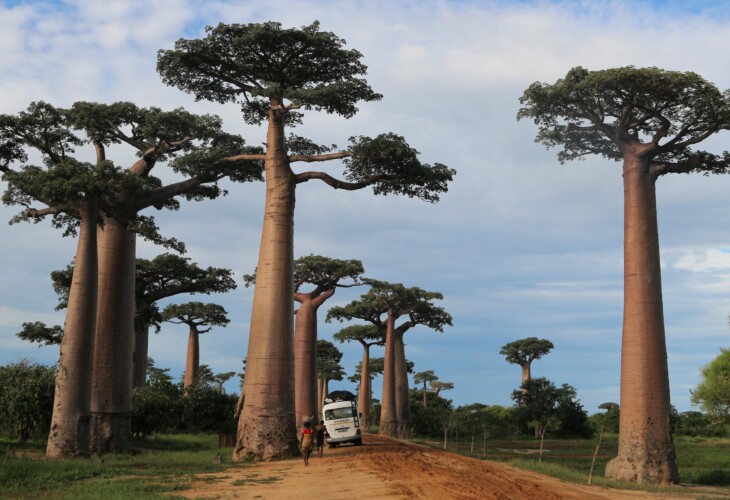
[0,360,56,441]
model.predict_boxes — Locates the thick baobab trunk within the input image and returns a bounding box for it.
[379,314,398,437]
[90,215,136,453]
[234,107,298,461]
[132,323,149,388]
[183,329,199,390]
[293,292,330,427]
[358,343,372,431]
[47,204,97,458]
[394,330,411,439]
[604,157,679,484]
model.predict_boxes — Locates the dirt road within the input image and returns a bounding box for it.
[177,434,729,499]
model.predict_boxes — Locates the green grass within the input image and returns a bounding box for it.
[414,433,730,492]
[0,434,242,499]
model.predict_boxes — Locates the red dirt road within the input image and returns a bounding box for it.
[176,434,730,499]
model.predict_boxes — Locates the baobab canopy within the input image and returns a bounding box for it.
[518,66,730,172]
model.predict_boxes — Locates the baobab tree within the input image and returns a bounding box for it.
[333,324,385,429]
[161,302,230,391]
[499,337,554,390]
[245,255,364,430]
[430,380,454,398]
[414,370,438,407]
[134,255,236,387]
[1,102,147,458]
[315,339,345,418]
[1,100,262,456]
[328,280,452,438]
[158,21,455,459]
[518,66,730,483]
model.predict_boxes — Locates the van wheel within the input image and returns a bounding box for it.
[355,438,362,446]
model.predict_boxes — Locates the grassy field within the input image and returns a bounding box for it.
[0,434,241,499]
[414,433,730,491]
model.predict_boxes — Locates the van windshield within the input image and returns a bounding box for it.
[325,407,355,420]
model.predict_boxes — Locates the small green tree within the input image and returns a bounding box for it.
[0,360,56,441]
[691,348,730,423]
[511,377,563,443]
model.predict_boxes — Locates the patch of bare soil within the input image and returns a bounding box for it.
[175,434,730,499]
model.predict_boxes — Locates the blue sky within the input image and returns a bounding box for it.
[1,0,730,414]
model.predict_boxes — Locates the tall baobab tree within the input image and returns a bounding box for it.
[518,66,730,484]
[333,324,385,430]
[328,280,451,438]
[161,302,230,391]
[414,370,438,407]
[499,337,554,390]
[245,255,364,430]
[158,21,455,460]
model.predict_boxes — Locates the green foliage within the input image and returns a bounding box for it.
[0,360,56,441]
[512,377,592,439]
[157,21,382,125]
[333,324,384,347]
[675,411,727,437]
[176,386,238,433]
[316,339,345,380]
[16,321,64,346]
[518,66,730,173]
[161,301,230,332]
[500,337,554,366]
[691,347,730,422]
[409,389,454,437]
[345,133,455,202]
[131,385,180,438]
[327,279,452,334]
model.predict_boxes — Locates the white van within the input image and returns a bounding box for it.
[322,398,362,447]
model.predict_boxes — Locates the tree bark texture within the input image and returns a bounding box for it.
[46,203,98,458]
[132,324,149,388]
[183,329,200,390]
[379,313,398,437]
[90,215,136,453]
[604,157,679,484]
[234,108,299,461]
[358,343,372,430]
[394,330,411,438]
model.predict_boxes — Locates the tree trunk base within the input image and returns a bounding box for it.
[89,413,131,453]
[397,423,411,439]
[46,415,90,458]
[605,449,679,484]
[379,420,398,438]
[233,413,298,461]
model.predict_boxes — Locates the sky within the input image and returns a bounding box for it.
[1,0,730,415]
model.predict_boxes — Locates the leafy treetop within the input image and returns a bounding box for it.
[517,66,730,175]
[500,337,554,366]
